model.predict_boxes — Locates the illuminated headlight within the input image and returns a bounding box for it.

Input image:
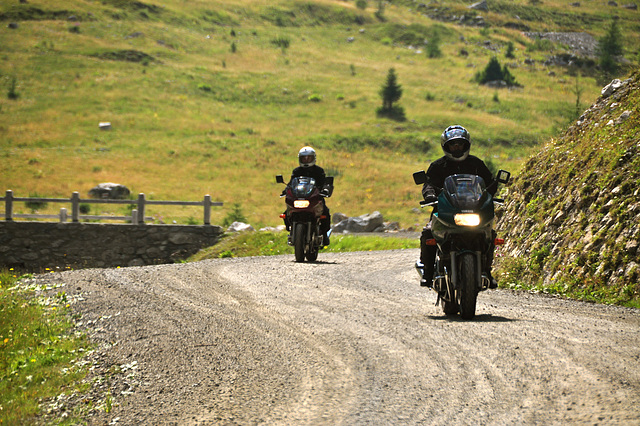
[294,200,310,208]
[454,213,480,226]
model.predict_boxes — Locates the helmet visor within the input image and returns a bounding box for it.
[300,154,314,164]
[443,128,468,142]
[444,139,470,157]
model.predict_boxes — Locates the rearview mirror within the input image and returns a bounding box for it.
[275,175,285,184]
[413,170,427,185]
[496,170,511,184]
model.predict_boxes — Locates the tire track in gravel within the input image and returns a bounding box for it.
[34,249,640,425]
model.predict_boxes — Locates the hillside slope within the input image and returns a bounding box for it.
[496,70,639,306]
[2,0,638,228]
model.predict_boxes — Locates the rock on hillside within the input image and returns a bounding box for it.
[496,71,639,304]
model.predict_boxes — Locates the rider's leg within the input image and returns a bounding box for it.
[420,225,436,287]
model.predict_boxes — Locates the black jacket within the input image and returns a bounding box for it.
[290,165,326,188]
[422,155,495,200]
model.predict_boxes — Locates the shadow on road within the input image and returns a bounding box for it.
[427,314,517,323]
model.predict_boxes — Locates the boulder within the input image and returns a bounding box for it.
[332,211,385,233]
[89,183,131,199]
[227,222,255,232]
[468,0,488,11]
[601,79,623,98]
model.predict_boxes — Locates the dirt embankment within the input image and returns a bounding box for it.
[33,250,640,425]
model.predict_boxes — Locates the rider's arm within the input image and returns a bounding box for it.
[478,160,497,195]
[422,163,442,201]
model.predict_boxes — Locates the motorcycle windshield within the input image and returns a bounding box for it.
[442,174,486,209]
[291,177,316,198]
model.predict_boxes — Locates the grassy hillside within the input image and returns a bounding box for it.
[496,70,640,307]
[1,0,638,228]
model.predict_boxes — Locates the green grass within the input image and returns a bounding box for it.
[0,269,91,424]
[497,256,640,309]
[2,0,638,229]
[189,231,419,261]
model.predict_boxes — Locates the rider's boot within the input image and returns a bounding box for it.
[420,263,434,288]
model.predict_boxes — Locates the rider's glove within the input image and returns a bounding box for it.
[320,189,330,197]
[424,195,438,204]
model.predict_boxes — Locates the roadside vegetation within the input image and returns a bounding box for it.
[0,269,91,425]
[189,231,419,261]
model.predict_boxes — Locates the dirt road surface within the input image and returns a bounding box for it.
[34,249,640,425]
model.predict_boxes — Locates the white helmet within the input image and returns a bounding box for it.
[298,146,316,168]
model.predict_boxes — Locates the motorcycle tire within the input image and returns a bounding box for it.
[306,229,319,262]
[306,248,318,262]
[294,223,306,263]
[441,298,459,316]
[457,252,478,320]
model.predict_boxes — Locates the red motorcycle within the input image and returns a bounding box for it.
[276,175,333,262]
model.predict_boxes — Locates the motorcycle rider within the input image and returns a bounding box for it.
[419,125,498,288]
[282,146,332,245]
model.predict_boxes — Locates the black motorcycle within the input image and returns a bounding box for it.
[276,175,333,262]
[413,170,510,319]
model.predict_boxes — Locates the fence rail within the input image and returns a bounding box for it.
[1,190,223,225]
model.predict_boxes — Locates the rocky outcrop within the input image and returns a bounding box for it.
[496,71,639,303]
[332,211,400,233]
[89,183,131,199]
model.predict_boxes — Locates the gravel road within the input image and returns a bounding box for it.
[34,249,640,425]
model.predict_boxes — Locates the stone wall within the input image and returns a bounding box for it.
[0,221,223,270]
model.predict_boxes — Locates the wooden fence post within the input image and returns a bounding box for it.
[5,190,13,221]
[71,192,80,222]
[60,208,68,223]
[203,194,211,225]
[137,193,145,224]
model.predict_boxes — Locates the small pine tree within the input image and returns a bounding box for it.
[505,41,515,59]
[7,76,19,100]
[380,68,402,110]
[475,57,519,87]
[377,68,406,121]
[598,17,624,78]
[222,203,247,227]
[426,33,442,58]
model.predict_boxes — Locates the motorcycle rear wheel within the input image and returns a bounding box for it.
[457,253,478,320]
[441,298,459,316]
[294,223,306,263]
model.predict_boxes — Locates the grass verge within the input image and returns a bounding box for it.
[0,269,90,424]
[496,256,640,309]
[188,231,419,261]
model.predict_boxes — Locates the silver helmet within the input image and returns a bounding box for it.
[298,146,316,168]
[441,125,471,161]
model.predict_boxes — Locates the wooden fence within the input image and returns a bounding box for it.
[1,190,223,225]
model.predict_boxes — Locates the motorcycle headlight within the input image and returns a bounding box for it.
[294,200,310,208]
[454,213,480,226]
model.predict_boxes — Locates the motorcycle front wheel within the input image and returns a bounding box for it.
[306,228,318,262]
[294,223,306,263]
[457,252,478,320]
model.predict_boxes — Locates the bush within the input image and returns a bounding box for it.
[25,193,47,213]
[271,36,290,51]
[475,57,519,87]
[222,203,247,227]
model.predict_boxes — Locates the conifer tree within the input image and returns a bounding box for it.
[377,68,406,121]
[380,68,402,110]
[598,17,624,78]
